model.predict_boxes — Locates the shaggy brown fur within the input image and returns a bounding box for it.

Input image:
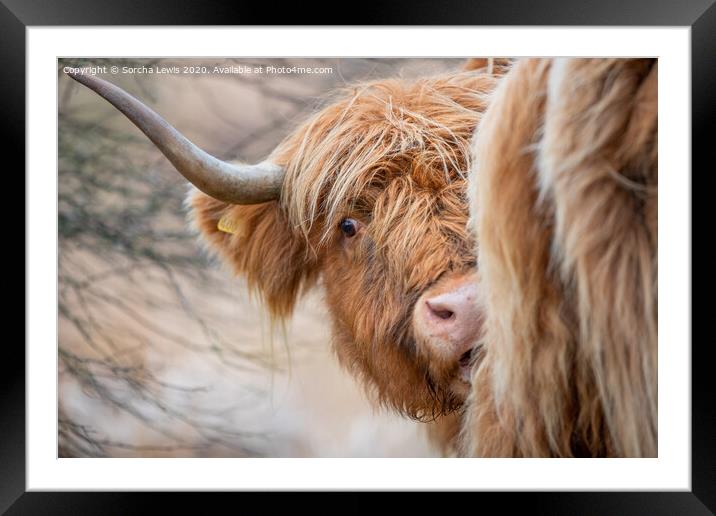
[463,58,513,74]
[190,69,502,431]
[464,58,657,457]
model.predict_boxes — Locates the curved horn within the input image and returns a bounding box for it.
[65,70,284,204]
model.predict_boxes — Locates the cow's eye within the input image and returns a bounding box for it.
[340,218,360,238]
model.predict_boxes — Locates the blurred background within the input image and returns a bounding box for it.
[58,57,465,457]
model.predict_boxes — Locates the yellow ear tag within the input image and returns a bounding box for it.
[217,213,243,236]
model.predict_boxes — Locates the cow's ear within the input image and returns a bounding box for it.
[188,188,318,319]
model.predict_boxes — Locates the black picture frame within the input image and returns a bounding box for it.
[6,0,710,512]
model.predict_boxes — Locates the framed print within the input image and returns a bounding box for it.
[7,0,711,512]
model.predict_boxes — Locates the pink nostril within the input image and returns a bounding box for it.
[425,300,454,320]
[417,276,482,363]
[424,283,479,325]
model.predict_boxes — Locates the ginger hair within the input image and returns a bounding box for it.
[464,58,657,457]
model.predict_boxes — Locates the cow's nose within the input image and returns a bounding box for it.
[424,284,480,339]
[415,276,482,362]
[425,293,462,321]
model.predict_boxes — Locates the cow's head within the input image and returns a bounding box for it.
[67,67,500,421]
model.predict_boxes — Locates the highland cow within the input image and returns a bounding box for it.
[464,58,658,457]
[66,61,504,455]
[66,57,657,458]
